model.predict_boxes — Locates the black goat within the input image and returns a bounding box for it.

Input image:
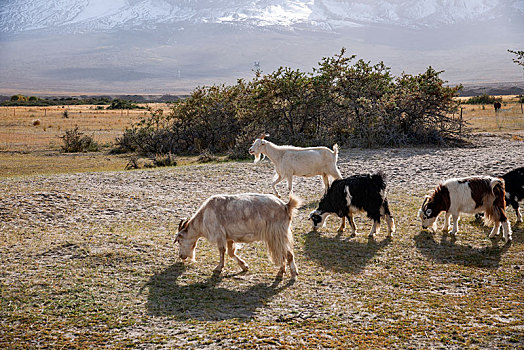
[502,167,523,222]
[309,172,395,237]
[475,166,524,223]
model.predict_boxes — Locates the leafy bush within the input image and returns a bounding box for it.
[61,127,99,152]
[197,150,219,163]
[2,95,112,107]
[106,99,145,110]
[463,94,501,105]
[115,49,464,156]
[153,153,177,167]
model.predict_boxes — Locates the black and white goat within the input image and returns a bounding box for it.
[418,176,512,242]
[309,173,395,237]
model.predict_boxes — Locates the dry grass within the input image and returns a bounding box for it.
[0,99,523,347]
[0,104,173,176]
[458,95,524,132]
[0,162,522,349]
[0,104,171,152]
[0,152,131,177]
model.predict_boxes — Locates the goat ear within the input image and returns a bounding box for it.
[178,218,189,231]
[259,133,269,140]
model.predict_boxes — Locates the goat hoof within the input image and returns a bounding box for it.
[488,231,498,238]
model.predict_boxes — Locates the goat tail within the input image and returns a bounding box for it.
[484,178,507,224]
[264,195,299,266]
[332,144,339,156]
[285,194,302,218]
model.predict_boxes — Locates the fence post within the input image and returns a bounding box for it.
[459,107,463,136]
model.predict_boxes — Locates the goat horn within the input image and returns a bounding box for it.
[260,133,269,140]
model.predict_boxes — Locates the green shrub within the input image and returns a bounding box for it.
[106,99,145,110]
[463,94,501,105]
[197,150,219,163]
[153,153,177,167]
[115,48,464,154]
[60,127,99,153]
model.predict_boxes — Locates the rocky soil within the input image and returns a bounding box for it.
[1,133,523,349]
[1,134,522,235]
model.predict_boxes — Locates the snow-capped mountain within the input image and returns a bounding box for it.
[1,0,524,33]
[0,1,523,94]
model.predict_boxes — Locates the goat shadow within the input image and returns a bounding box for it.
[413,230,512,269]
[303,230,392,273]
[143,262,292,321]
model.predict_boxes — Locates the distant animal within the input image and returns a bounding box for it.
[476,167,524,223]
[175,193,300,279]
[248,134,342,198]
[418,176,512,242]
[309,172,395,238]
[494,101,501,111]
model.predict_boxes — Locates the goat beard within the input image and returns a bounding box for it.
[253,153,263,164]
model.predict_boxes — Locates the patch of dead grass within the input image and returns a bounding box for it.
[1,182,522,348]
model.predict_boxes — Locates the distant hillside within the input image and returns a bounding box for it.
[0,1,523,94]
[459,83,524,97]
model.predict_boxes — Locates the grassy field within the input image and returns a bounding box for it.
[0,99,523,348]
[0,97,523,177]
[0,104,166,176]
[458,96,524,132]
[0,163,522,349]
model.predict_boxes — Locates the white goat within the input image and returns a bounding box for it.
[176,193,300,279]
[248,134,342,198]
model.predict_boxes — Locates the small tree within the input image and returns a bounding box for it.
[508,49,524,73]
[10,94,27,102]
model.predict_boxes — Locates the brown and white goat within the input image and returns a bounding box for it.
[418,176,512,242]
[248,134,342,198]
[176,193,300,278]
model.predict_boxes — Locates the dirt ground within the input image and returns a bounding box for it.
[1,133,523,348]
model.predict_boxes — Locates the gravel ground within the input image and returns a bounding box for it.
[0,133,523,349]
[1,133,522,235]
